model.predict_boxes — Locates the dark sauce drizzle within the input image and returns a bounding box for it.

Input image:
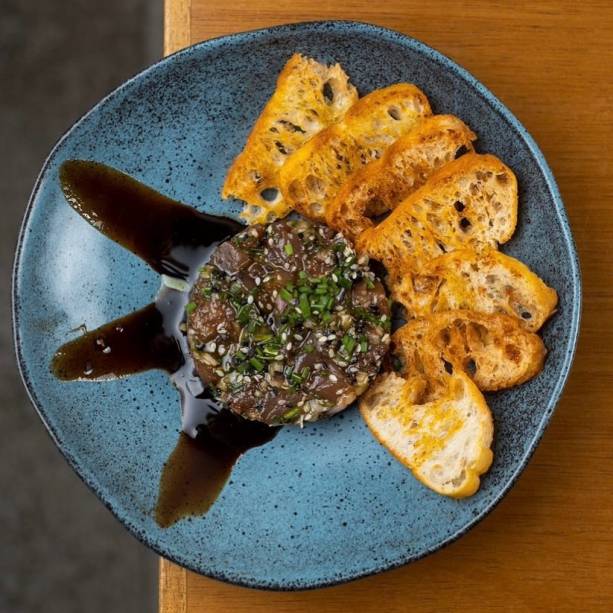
[51,160,278,527]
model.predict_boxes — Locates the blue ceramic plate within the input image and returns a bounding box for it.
[13,22,580,589]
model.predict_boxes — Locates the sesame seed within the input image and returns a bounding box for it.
[255,277,261,286]
[381,314,387,322]
[247,295,254,304]
[314,363,323,370]
[215,369,224,377]
[382,334,390,343]
[326,334,336,341]
[286,342,293,351]
[240,346,249,353]
[336,389,344,395]
[218,345,226,355]
[328,349,335,358]
[204,341,216,352]
[272,289,278,298]
[332,274,338,282]
[329,374,338,382]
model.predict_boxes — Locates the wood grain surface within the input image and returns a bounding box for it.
[160,1,613,611]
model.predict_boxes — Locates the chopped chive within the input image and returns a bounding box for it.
[256,331,273,340]
[284,243,294,256]
[365,277,375,289]
[342,334,356,355]
[280,288,294,302]
[360,336,368,353]
[281,406,301,423]
[299,294,311,317]
[236,362,249,374]
[249,357,265,372]
[237,304,251,325]
[262,342,280,355]
[185,302,197,314]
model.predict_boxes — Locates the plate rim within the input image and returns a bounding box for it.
[12,19,582,590]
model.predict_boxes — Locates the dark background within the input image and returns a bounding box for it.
[1,2,162,611]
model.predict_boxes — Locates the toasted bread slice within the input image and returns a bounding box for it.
[392,311,547,391]
[279,83,432,221]
[326,115,477,240]
[356,153,517,268]
[391,247,558,332]
[222,53,358,224]
[360,371,493,497]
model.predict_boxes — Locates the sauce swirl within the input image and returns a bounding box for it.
[52,160,278,526]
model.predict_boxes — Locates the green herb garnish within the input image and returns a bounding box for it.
[299,293,312,317]
[342,334,356,355]
[237,304,252,326]
[359,336,369,353]
[280,406,302,423]
[280,287,294,302]
[185,302,197,314]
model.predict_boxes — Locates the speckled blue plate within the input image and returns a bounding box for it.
[13,21,580,589]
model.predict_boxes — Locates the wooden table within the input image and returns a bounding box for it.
[160,1,613,611]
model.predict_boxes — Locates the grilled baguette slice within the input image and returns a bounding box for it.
[360,370,493,497]
[391,247,558,332]
[279,83,432,221]
[326,115,476,240]
[222,53,358,224]
[356,153,517,268]
[392,311,546,391]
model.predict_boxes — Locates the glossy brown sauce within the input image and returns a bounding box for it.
[52,160,278,526]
